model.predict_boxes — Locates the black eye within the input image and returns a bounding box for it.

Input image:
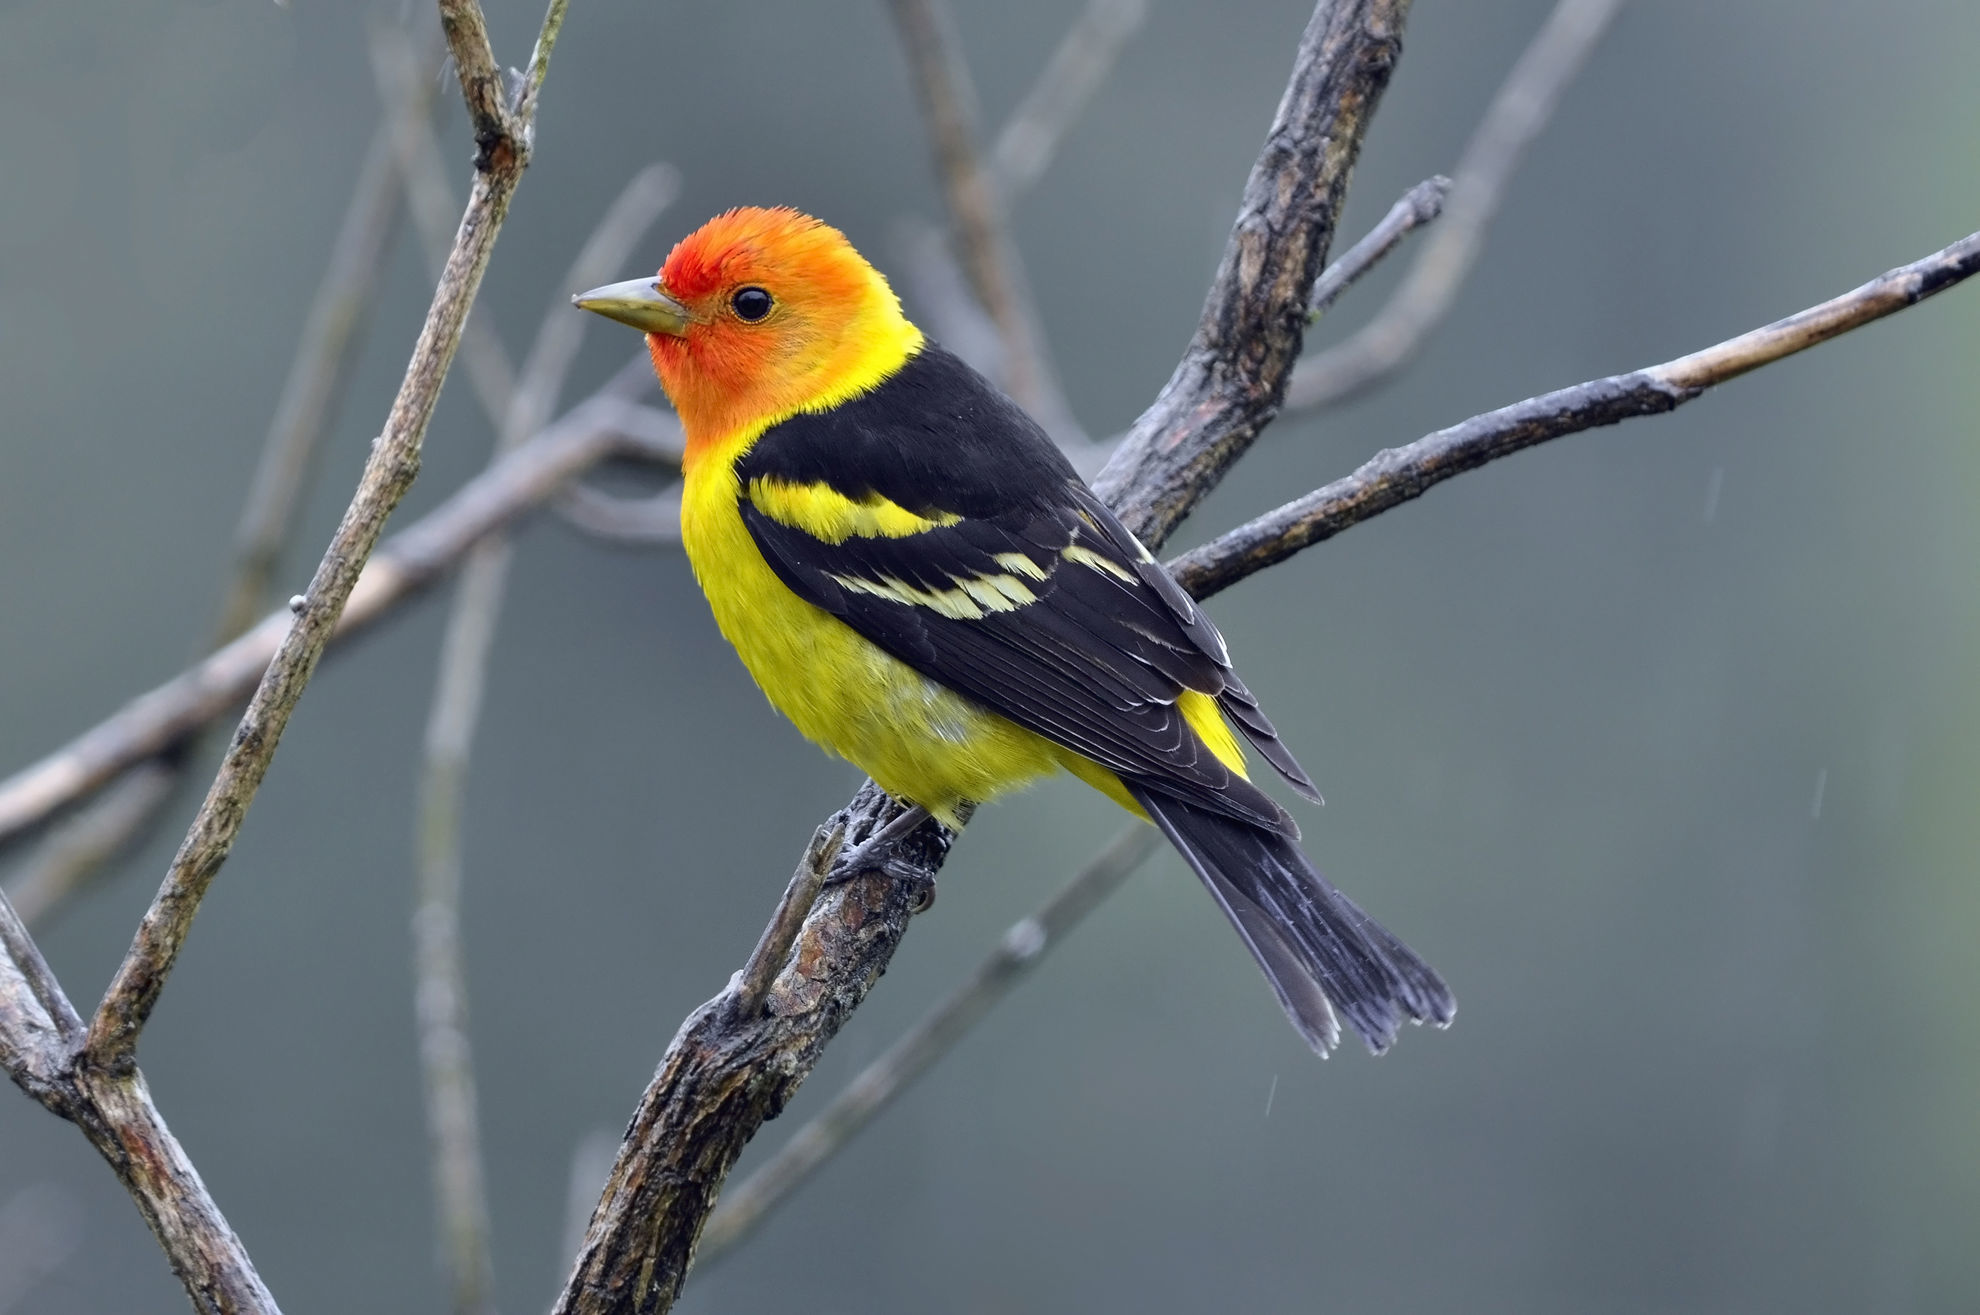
[731,286,773,322]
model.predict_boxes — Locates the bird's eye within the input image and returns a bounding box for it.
[731,286,774,322]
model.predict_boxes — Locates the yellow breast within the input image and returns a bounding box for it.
[678,459,1063,827]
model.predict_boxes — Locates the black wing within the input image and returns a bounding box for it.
[735,343,1319,830]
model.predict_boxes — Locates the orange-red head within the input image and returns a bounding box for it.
[574,207,922,457]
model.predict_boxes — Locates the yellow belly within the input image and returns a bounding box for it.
[680,460,1068,826]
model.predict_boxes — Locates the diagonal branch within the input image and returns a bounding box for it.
[1306,174,1449,318]
[696,824,1159,1261]
[1176,228,1980,594]
[552,5,1413,1311]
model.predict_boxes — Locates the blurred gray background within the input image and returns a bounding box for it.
[3,0,1978,1311]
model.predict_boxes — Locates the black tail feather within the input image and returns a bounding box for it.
[1132,786,1454,1056]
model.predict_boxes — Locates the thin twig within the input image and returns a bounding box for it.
[732,824,842,1018]
[987,0,1148,197]
[1287,0,1623,411]
[83,0,570,1077]
[1179,228,1980,592]
[698,825,1158,1260]
[414,165,676,1315]
[554,6,1411,1311]
[886,0,1078,438]
[0,366,663,850]
[1306,175,1450,318]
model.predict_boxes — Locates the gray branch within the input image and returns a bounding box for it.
[1176,229,1980,595]
[696,824,1159,1260]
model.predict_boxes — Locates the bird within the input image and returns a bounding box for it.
[574,206,1453,1056]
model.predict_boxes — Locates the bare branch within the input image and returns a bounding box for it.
[1,889,82,1079]
[1175,229,1980,595]
[885,0,1081,439]
[414,165,676,1315]
[1306,174,1449,318]
[731,824,841,1017]
[66,1069,281,1313]
[1091,0,1411,544]
[80,0,571,1076]
[0,368,661,850]
[435,0,511,166]
[988,0,1148,197]
[3,890,278,1313]
[1287,0,1623,411]
[553,784,955,1315]
[554,6,1413,1310]
[698,824,1158,1261]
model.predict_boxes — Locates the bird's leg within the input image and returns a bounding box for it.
[825,801,934,886]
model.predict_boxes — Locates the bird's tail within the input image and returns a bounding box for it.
[1131,787,1455,1056]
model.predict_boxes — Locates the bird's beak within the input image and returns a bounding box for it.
[571,277,693,337]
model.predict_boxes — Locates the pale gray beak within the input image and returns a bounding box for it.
[571,276,692,336]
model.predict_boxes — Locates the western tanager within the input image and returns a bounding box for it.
[575,206,1452,1056]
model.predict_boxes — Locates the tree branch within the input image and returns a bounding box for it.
[1175,228,1980,595]
[1305,174,1448,318]
[1091,0,1412,543]
[697,824,1158,1261]
[552,5,1413,1311]
[2,890,278,1313]
[1287,0,1622,411]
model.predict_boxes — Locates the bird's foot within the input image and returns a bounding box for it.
[825,803,933,886]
